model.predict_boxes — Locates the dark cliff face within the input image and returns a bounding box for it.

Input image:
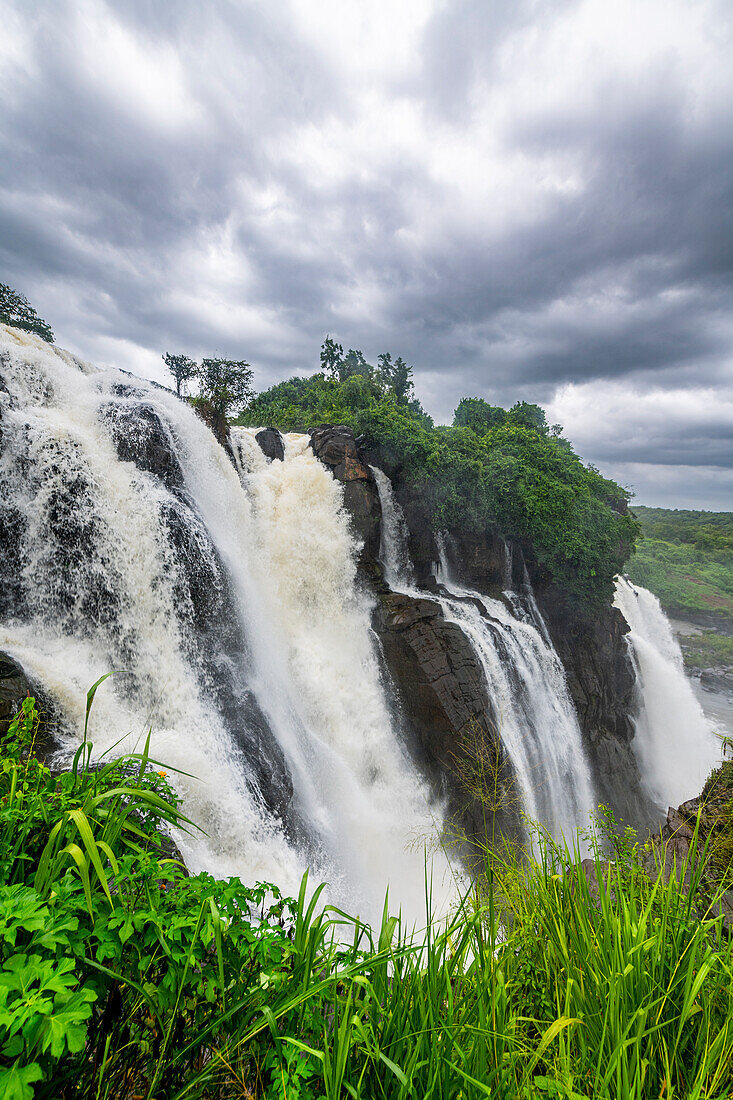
[318,424,657,834]
[374,592,520,845]
[533,578,656,828]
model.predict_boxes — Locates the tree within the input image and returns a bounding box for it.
[378,352,414,403]
[199,357,254,420]
[0,283,54,343]
[162,353,198,397]
[506,401,548,434]
[320,336,344,378]
[341,348,370,380]
[453,397,506,433]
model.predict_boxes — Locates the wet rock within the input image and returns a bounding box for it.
[441,529,509,592]
[700,668,733,694]
[0,652,56,758]
[255,427,285,462]
[309,426,382,564]
[0,653,32,737]
[579,857,615,904]
[534,579,657,830]
[373,590,520,845]
[100,400,185,490]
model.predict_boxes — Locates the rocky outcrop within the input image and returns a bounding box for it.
[309,426,382,567]
[641,770,733,930]
[324,427,656,834]
[255,427,285,462]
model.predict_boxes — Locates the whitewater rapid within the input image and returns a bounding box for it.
[0,326,456,923]
[614,577,721,808]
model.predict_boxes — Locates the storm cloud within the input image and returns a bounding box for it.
[1,0,731,506]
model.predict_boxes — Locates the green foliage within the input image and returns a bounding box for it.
[0,285,53,344]
[240,369,637,610]
[627,506,733,623]
[199,357,254,420]
[4,696,733,1097]
[454,396,507,433]
[161,352,255,418]
[317,336,419,407]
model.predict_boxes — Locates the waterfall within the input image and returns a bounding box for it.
[0,326,455,922]
[437,576,596,848]
[614,577,720,808]
[375,477,595,845]
[370,465,416,590]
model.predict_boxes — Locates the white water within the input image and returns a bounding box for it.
[614,577,721,808]
[438,561,596,848]
[0,326,456,923]
[370,465,416,590]
[372,473,595,846]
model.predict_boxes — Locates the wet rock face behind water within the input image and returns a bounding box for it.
[338,428,656,832]
[0,360,295,829]
[533,580,656,828]
[373,591,520,844]
[309,426,382,566]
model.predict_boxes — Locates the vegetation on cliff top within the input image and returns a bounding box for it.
[0,284,54,344]
[237,343,639,611]
[3,694,733,1099]
[628,506,733,624]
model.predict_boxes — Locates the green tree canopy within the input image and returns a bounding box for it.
[0,283,54,343]
[453,397,506,433]
[507,401,549,433]
[199,357,254,419]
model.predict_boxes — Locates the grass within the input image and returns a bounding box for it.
[3,693,733,1098]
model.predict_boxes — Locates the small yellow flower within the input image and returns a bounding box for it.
[158,770,167,778]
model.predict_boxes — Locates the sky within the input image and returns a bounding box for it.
[1,0,732,509]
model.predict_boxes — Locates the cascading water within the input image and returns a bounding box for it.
[372,470,596,846]
[437,562,596,848]
[370,465,416,590]
[0,326,455,923]
[614,577,720,808]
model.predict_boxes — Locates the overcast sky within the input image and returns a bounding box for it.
[1,0,732,508]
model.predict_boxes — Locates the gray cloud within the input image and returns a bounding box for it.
[1,0,732,506]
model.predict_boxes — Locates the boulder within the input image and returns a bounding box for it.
[0,652,56,759]
[255,427,285,462]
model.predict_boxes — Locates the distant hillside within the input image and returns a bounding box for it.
[627,506,733,632]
